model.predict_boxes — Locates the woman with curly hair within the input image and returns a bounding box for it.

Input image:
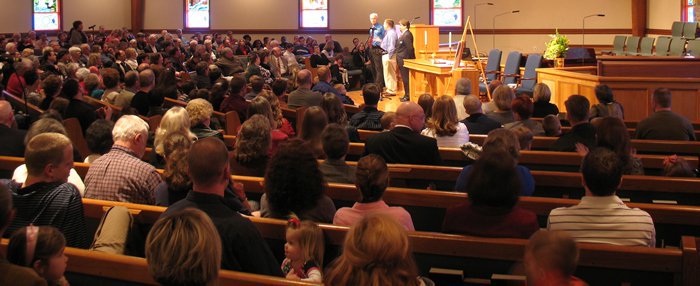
[259,139,336,223]
[154,132,193,206]
[232,115,271,177]
[258,90,295,136]
[248,96,289,155]
[421,95,469,147]
[325,214,429,286]
[320,93,359,142]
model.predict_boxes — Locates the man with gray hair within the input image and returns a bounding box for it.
[460,94,502,135]
[85,115,162,204]
[453,78,472,120]
[215,47,244,76]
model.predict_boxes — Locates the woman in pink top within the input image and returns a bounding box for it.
[333,154,415,230]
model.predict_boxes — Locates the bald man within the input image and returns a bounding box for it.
[461,95,503,135]
[0,101,26,158]
[287,69,322,109]
[364,102,441,165]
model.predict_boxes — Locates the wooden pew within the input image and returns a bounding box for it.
[79,199,699,286]
[358,129,700,157]
[231,174,700,243]
[346,141,697,174]
[532,117,700,131]
[1,90,44,120]
[82,96,123,121]
[0,239,319,286]
[163,97,238,135]
[63,117,91,160]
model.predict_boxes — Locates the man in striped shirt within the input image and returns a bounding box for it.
[547,148,656,247]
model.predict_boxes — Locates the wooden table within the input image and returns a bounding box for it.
[403,59,479,101]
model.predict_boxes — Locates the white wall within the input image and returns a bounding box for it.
[648,0,681,30]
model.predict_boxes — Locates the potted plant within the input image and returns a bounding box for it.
[544,29,569,67]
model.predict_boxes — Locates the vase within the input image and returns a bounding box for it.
[554,57,565,68]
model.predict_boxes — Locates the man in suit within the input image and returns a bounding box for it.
[0,101,26,158]
[461,94,503,135]
[551,95,596,152]
[397,19,416,102]
[364,101,442,165]
[143,34,160,54]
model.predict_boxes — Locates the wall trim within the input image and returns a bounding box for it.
[647,29,672,35]
[168,28,634,36]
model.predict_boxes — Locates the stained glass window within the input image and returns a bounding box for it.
[432,0,462,27]
[301,0,328,28]
[33,0,61,31]
[186,0,210,29]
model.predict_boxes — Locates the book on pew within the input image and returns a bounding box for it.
[428,267,464,286]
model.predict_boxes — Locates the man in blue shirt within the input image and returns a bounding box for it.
[381,19,399,96]
[368,13,385,91]
[312,66,354,105]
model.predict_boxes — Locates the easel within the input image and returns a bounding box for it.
[450,16,492,100]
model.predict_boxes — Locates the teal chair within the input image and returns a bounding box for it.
[609,35,627,55]
[629,37,654,56]
[683,22,698,40]
[672,21,685,38]
[654,36,672,56]
[667,37,687,56]
[624,36,641,55]
[686,39,700,57]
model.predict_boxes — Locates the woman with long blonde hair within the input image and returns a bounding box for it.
[324,214,427,286]
[154,106,196,157]
[146,208,221,286]
[421,95,469,147]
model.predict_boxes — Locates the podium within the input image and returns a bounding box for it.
[410,24,440,57]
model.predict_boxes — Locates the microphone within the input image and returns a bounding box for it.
[88,25,96,29]
[487,2,494,5]
[512,10,520,13]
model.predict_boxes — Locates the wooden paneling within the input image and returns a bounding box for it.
[614,88,650,121]
[537,66,700,121]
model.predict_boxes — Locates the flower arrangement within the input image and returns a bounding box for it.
[544,29,569,60]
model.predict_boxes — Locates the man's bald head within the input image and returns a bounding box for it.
[0,101,14,127]
[296,69,312,87]
[463,95,483,115]
[395,102,425,132]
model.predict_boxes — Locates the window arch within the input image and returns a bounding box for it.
[33,0,62,31]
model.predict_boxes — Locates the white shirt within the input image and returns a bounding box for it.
[548,195,656,247]
[12,164,85,196]
[421,122,470,147]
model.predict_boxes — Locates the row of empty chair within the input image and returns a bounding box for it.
[609,35,700,57]
[478,49,543,96]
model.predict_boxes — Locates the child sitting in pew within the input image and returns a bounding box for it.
[7,226,69,286]
[282,218,324,283]
[524,230,589,286]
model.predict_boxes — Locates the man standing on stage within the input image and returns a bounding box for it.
[368,13,385,92]
[396,19,416,102]
[381,19,399,96]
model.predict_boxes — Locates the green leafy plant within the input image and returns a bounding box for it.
[544,29,569,60]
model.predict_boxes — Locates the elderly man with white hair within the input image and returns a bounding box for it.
[84,115,162,204]
[144,34,159,53]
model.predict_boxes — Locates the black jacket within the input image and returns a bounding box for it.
[364,126,442,165]
[460,113,502,135]
[396,30,416,60]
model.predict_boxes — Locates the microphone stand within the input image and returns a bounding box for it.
[492,10,520,49]
[473,2,494,31]
[582,14,605,64]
